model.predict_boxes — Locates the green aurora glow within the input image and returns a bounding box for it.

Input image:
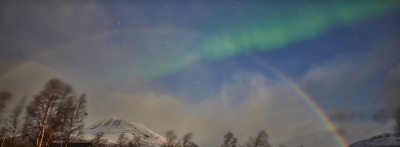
[136,1,400,80]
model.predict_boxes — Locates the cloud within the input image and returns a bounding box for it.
[0,59,63,98]
[339,120,396,145]
[328,108,362,122]
[0,1,110,61]
[0,58,66,128]
[372,63,400,122]
[86,74,342,147]
[81,43,400,147]
[1,1,399,147]
[1,55,397,147]
[294,41,400,144]
[299,40,400,113]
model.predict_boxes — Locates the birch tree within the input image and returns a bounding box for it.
[61,93,87,146]
[25,78,76,147]
[0,91,12,120]
[116,133,128,147]
[91,132,108,147]
[6,97,26,147]
[396,108,400,134]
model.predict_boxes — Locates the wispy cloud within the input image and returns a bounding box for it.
[372,63,400,122]
[328,108,362,122]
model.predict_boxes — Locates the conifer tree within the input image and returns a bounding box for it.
[222,132,237,147]
[254,130,271,147]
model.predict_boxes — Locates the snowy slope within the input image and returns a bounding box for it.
[349,133,400,147]
[82,117,167,147]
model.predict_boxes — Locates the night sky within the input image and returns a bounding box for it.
[1,1,400,147]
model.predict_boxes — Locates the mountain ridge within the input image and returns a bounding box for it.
[349,133,400,147]
[82,117,167,147]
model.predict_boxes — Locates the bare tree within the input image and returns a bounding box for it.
[0,91,12,119]
[132,135,142,147]
[127,140,134,147]
[116,133,129,147]
[74,131,87,143]
[182,133,192,147]
[164,130,177,147]
[0,91,11,147]
[1,127,8,147]
[19,121,29,147]
[244,136,255,147]
[61,93,88,146]
[24,78,79,147]
[47,82,75,147]
[127,135,141,147]
[6,97,27,147]
[179,132,198,147]
[222,132,237,147]
[187,142,198,147]
[254,130,271,147]
[90,132,108,147]
[396,107,400,134]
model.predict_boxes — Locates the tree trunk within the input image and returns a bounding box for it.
[1,134,5,147]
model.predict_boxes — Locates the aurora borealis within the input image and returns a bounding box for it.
[1,1,400,147]
[135,1,400,80]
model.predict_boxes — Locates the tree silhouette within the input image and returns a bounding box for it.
[91,132,108,147]
[127,135,142,147]
[6,97,26,147]
[396,107,400,134]
[254,130,271,147]
[182,132,192,147]
[187,142,198,147]
[25,78,70,147]
[24,78,87,147]
[222,132,237,147]
[244,136,254,147]
[181,132,198,147]
[61,93,88,146]
[164,130,177,147]
[116,132,129,147]
[0,91,12,119]
[127,140,135,147]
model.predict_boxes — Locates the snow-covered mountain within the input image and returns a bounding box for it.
[349,133,400,147]
[82,117,167,147]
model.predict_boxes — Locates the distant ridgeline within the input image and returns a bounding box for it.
[349,133,400,147]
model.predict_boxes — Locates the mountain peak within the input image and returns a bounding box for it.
[83,117,167,146]
[107,117,120,120]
